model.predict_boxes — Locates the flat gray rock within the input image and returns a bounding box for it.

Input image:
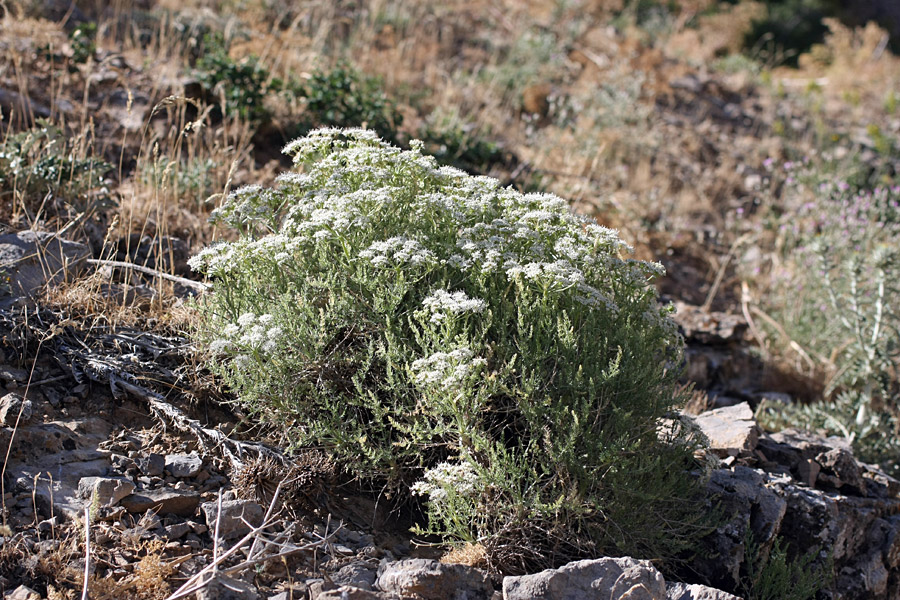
[0,230,91,305]
[121,488,200,517]
[694,402,759,457]
[77,476,135,508]
[377,558,493,600]
[165,452,203,478]
[201,499,264,541]
[503,557,666,600]
[666,582,742,600]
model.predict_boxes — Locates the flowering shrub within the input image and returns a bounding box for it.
[190,128,707,572]
[747,160,900,474]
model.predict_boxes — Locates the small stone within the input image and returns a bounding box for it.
[667,582,742,600]
[195,468,211,484]
[196,572,260,600]
[120,488,200,517]
[136,454,165,477]
[0,393,32,426]
[37,516,58,534]
[201,499,264,541]
[693,402,759,458]
[6,584,41,600]
[165,453,203,478]
[77,477,136,508]
[164,522,191,540]
[377,558,493,600]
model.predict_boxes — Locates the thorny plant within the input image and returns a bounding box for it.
[190,127,710,573]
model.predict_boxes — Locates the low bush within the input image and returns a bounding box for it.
[749,160,900,474]
[0,120,113,219]
[293,63,403,144]
[193,33,272,122]
[190,128,708,573]
[740,531,831,600]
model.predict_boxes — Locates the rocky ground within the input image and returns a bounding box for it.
[1,1,899,599]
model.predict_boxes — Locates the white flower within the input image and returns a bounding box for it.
[238,313,256,328]
[209,339,231,354]
[422,290,486,317]
[411,347,487,391]
[411,461,480,504]
[361,237,436,268]
[223,324,240,337]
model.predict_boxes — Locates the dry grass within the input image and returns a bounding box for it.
[441,542,489,570]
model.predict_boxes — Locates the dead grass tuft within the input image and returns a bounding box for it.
[441,542,488,569]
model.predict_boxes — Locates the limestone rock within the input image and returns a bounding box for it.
[502,557,666,600]
[376,558,493,600]
[6,585,41,600]
[0,230,91,305]
[77,476,135,508]
[120,487,200,517]
[693,403,759,458]
[0,393,32,426]
[201,499,264,541]
[195,573,260,600]
[332,562,378,590]
[165,452,203,478]
[666,582,741,600]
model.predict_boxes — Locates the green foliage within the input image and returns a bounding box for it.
[193,33,272,122]
[752,162,900,474]
[142,155,219,207]
[293,63,403,143]
[740,532,831,600]
[0,120,113,216]
[418,115,509,175]
[69,22,97,65]
[740,0,838,67]
[190,128,709,573]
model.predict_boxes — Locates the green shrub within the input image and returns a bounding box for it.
[69,22,97,65]
[293,63,403,144]
[0,120,113,217]
[740,0,837,67]
[193,33,272,122]
[190,128,708,573]
[740,532,831,600]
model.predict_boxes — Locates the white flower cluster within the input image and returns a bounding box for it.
[421,290,487,323]
[411,461,480,504]
[359,237,437,268]
[411,347,487,391]
[209,185,284,230]
[209,312,285,365]
[193,128,678,353]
